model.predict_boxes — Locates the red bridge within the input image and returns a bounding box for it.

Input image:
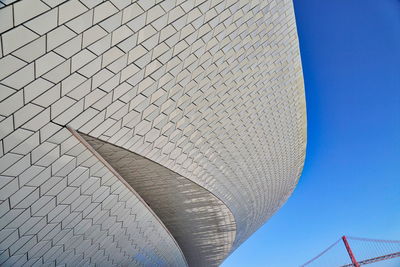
[301,236,400,266]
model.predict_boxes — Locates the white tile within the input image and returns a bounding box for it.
[41,0,67,7]
[48,204,69,222]
[42,245,62,261]
[87,34,111,56]
[12,36,46,62]
[42,60,71,83]
[22,108,51,132]
[82,25,108,47]
[2,254,26,266]
[102,47,124,67]
[18,165,45,186]
[32,84,61,107]
[14,103,44,128]
[35,146,60,167]
[122,3,144,24]
[53,99,84,124]
[109,0,130,10]
[111,25,133,46]
[0,116,14,139]
[28,240,52,259]
[33,196,57,216]
[121,64,140,81]
[2,154,31,176]
[56,185,78,204]
[84,89,106,108]
[39,122,62,142]
[0,229,19,249]
[106,100,124,118]
[146,5,165,24]
[24,78,54,103]
[52,155,75,175]
[71,49,96,72]
[54,35,83,59]
[0,176,13,194]
[113,82,132,100]
[0,91,23,117]
[35,52,65,77]
[14,0,49,25]
[1,63,35,89]
[137,0,155,11]
[25,8,58,35]
[0,5,13,34]
[134,120,151,135]
[93,2,119,24]
[0,55,26,81]
[67,79,91,100]
[3,127,34,153]
[51,96,76,119]
[47,128,74,144]
[2,26,39,55]
[127,45,147,64]
[0,153,23,175]
[137,25,157,43]
[66,10,93,34]
[90,118,116,137]
[77,56,101,77]
[61,73,87,96]
[47,26,76,51]
[11,236,37,258]
[91,69,114,90]
[69,107,99,129]
[150,11,168,32]
[68,166,89,186]
[145,59,162,77]
[126,12,146,33]
[78,0,102,9]
[99,11,122,33]
[60,136,79,155]
[58,0,88,24]
[32,143,57,164]
[19,216,43,235]
[14,188,40,209]
[99,74,119,92]
[141,33,159,50]
[9,186,36,208]
[116,33,137,53]
[0,184,21,210]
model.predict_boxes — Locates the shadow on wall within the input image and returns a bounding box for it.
[80,133,237,267]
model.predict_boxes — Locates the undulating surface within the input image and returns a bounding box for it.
[0,0,306,266]
[0,127,187,266]
[82,133,236,267]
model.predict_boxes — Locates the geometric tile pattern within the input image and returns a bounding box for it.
[81,132,236,267]
[0,127,186,266]
[0,0,306,265]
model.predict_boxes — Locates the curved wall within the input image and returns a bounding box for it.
[0,127,187,266]
[81,132,236,267]
[0,0,306,265]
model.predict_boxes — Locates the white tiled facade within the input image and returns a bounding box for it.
[0,0,306,266]
[80,132,236,267]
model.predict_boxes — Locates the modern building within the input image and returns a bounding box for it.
[0,0,306,266]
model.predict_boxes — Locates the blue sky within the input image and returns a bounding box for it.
[222,0,400,266]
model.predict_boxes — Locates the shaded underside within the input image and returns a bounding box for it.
[81,133,236,267]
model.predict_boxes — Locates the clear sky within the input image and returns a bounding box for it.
[222,0,400,266]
